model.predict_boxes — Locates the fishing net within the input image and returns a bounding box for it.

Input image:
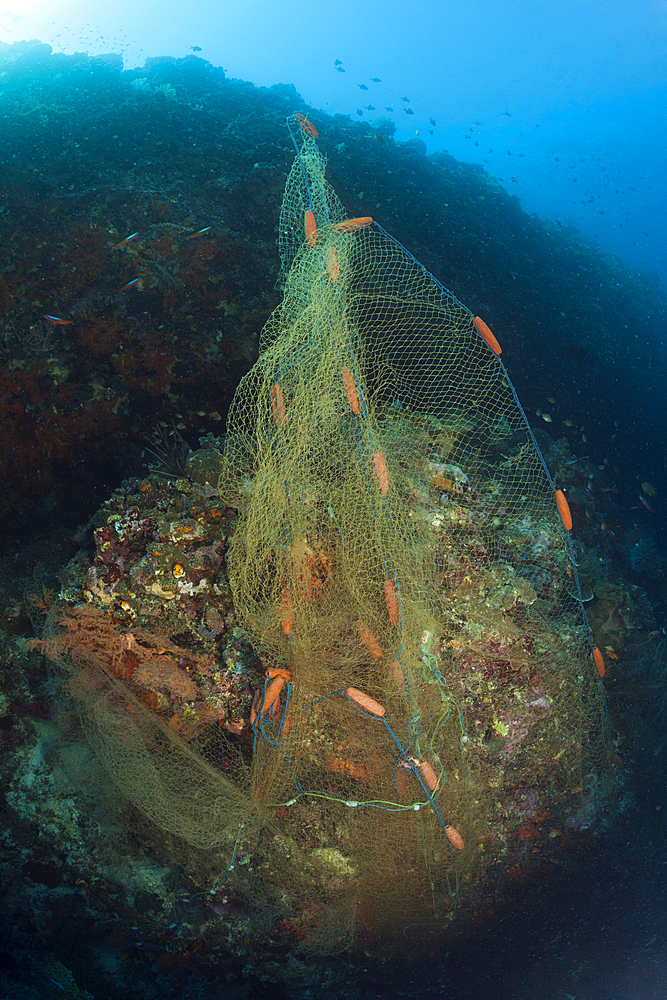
[50,116,611,954]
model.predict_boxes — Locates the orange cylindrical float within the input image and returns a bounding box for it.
[271,383,286,426]
[327,247,339,282]
[373,451,389,494]
[304,209,317,247]
[420,760,439,791]
[341,365,361,414]
[260,675,284,715]
[391,660,404,689]
[346,686,385,717]
[555,489,573,531]
[384,580,399,626]
[445,825,465,850]
[593,646,606,678]
[473,315,502,355]
[295,113,318,138]
[330,217,373,232]
[356,620,383,660]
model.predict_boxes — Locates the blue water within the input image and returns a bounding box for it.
[4,0,665,288]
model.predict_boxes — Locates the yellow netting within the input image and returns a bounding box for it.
[52,116,611,955]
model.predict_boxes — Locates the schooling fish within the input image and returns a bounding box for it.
[358,83,368,90]
[44,314,73,324]
[117,277,140,292]
[638,493,654,513]
[113,232,139,248]
[371,77,381,83]
[184,226,212,239]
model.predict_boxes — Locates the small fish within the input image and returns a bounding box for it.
[542,413,552,422]
[638,493,653,513]
[564,419,573,427]
[365,104,375,111]
[429,118,436,126]
[370,77,381,83]
[384,106,394,111]
[113,232,139,248]
[337,66,345,72]
[402,96,410,102]
[642,481,657,497]
[356,108,363,116]
[184,226,212,239]
[191,45,202,52]
[117,277,140,292]
[334,59,343,66]
[404,107,414,115]
[44,314,72,325]
[358,83,368,90]
[547,396,555,404]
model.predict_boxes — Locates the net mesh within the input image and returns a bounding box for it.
[51,117,610,954]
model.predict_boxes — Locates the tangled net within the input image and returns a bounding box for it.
[52,115,611,955]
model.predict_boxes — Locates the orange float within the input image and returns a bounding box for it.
[419,760,439,791]
[555,489,573,531]
[330,217,373,232]
[356,621,383,660]
[260,675,284,715]
[384,580,399,626]
[473,315,502,355]
[270,383,286,427]
[373,451,389,494]
[304,209,317,247]
[391,660,404,689]
[341,365,361,414]
[593,646,606,678]
[346,686,385,717]
[295,113,318,138]
[327,246,339,282]
[445,825,465,850]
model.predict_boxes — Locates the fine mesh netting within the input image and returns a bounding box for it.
[50,116,611,954]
